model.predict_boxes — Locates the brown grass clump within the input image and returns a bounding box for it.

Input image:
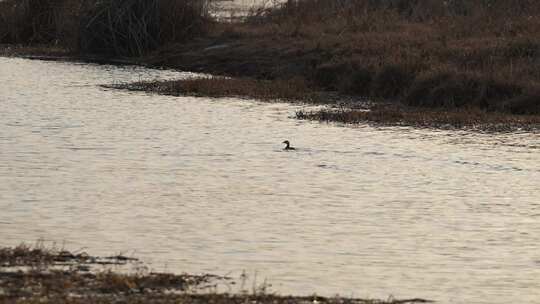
[0,243,57,267]
[0,243,96,268]
[112,77,319,102]
[297,105,540,132]
[0,242,138,269]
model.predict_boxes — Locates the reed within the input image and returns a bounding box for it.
[0,0,211,56]
[80,0,211,56]
[0,0,73,45]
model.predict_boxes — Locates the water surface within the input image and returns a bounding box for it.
[1,57,540,304]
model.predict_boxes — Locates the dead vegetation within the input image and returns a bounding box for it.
[296,105,540,132]
[0,243,231,303]
[0,244,431,304]
[110,77,319,102]
[0,243,137,268]
[230,0,540,114]
[0,0,211,56]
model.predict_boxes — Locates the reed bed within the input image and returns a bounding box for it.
[0,0,211,56]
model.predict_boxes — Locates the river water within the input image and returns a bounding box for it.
[1,57,540,303]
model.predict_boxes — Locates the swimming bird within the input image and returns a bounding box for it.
[282,140,296,150]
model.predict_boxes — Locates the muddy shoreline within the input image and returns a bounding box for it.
[0,244,430,304]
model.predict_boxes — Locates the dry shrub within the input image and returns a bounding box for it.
[429,78,482,108]
[312,62,354,90]
[343,68,373,96]
[406,72,453,107]
[251,0,540,40]
[479,80,524,109]
[311,62,373,94]
[406,73,481,108]
[406,71,525,110]
[255,0,402,36]
[371,65,417,99]
[499,95,540,115]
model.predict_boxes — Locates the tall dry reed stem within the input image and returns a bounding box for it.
[0,0,211,56]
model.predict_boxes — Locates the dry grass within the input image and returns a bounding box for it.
[0,0,86,48]
[0,243,94,268]
[0,0,211,56]
[128,0,540,118]
[0,244,431,304]
[296,105,540,132]
[0,244,229,303]
[214,0,540,114]
[0,242,139,268]
[111,77,319,102]
[80,0,211,56]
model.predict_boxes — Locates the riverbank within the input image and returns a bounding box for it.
[2,0,540,130]
[0,244,430,304]
[110,77,540,132]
